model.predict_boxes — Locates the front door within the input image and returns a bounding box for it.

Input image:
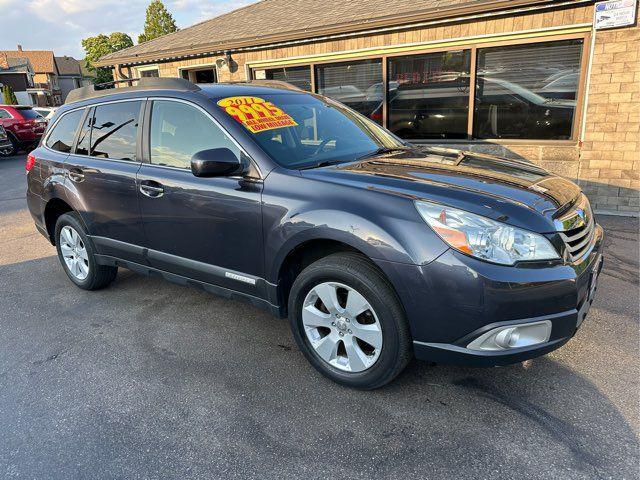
[137,99,263,295]
[63,100,146,263]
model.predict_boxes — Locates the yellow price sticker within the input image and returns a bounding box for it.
[217,96,298,133]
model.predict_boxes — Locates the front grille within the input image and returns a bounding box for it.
[555,194,596,262]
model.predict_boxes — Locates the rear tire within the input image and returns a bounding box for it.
[0,144,15,156]
[288,252,412,389]
[54,212,117,290]
[6,133,20,154]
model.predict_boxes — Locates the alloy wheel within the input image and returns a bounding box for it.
[302,282,383,372]
[59,226,90,281]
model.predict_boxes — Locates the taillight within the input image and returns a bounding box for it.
[25,153,36,172]
[370,109,382,123]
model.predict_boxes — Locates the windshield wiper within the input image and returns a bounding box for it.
[357,146,413,160]
[298,159,348,170]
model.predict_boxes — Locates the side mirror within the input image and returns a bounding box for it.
[190,148,244,178]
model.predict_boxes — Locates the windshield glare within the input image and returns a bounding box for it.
[221,93,405,169]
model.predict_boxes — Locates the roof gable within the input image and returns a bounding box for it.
[55,56,82,76]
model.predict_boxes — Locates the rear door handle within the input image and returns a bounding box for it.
[139,180,164,198]
[68,168,85,183]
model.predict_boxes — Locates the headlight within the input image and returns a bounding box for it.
[415,201,559,265]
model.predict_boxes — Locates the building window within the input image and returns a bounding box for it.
[255,66,312,91]
[388,50,471,140]
[139,68,159,78]
[249,36,586,141]
[473,39,583,140]
[180,67,217,83]
[315,59,383,124]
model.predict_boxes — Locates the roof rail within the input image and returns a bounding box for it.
[65,77,201,104]
[219,79,303,92]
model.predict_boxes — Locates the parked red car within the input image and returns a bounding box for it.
[0,105,47,152]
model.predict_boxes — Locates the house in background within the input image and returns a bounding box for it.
[80,60,96,86]
[0,46,61,106]
[55,56,87,102]
[0,52,37,105]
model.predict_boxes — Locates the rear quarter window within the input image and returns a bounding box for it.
[46,110,84,153]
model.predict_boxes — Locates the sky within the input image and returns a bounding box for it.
[0,0,257,59]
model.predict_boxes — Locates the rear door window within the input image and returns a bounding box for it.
[46,109,84,153]
[89,101,142,161]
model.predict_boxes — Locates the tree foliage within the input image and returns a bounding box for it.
[82,32,134,84]
[138,0,178,44]
[2,85,18,105]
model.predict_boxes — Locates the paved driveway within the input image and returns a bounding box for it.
[0,154,638,479]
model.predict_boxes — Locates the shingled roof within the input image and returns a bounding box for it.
[97,0,563,66]
[0,49,57,74]
[55,56,82,76]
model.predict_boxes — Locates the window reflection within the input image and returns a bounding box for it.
[149,100,240,169]
[262,66,312,91]
[316,59,383,124]
[46,109,83,153]
[90,102,142,160]
[388,50,471,139]
[474,40,583,140]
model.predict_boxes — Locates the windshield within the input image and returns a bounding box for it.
[216,93,405,169]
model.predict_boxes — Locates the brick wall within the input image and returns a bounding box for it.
[580,18,640,215]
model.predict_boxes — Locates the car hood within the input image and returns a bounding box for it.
[300,147,581,233]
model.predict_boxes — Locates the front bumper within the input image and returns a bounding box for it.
[377,224,604,367]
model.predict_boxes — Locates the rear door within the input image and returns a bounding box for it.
[136,98,263,295]
[63,99,146,262]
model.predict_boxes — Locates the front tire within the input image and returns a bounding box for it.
[288,253,412,389]
[55,212,117,290]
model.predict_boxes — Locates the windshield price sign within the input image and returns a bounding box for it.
[594,0,638,29]
[218,96,298,133]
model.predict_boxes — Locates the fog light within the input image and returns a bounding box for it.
[467,320,552,351]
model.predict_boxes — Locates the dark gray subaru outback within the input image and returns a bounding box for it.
[26,78,603,389]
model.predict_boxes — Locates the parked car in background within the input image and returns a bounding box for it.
[0,105,47,152]
[33,107,57,120]
[27,79,603,389]
[0,124,14,156]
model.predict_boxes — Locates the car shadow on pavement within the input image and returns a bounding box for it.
[1,253,638,479]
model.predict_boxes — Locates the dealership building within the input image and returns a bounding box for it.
[97,0,640,215]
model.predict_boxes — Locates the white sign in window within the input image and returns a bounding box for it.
[594,0,638,29]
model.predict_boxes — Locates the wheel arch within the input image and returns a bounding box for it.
[43,198,86,245]
[274,236,398,316]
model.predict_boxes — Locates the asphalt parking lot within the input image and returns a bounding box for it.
[0,154,638,479]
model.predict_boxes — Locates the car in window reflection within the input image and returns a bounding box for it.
[379,74,575,140]
[474,76,576,139]
[538,72,580,100]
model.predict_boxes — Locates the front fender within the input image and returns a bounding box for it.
[262,169,448,282]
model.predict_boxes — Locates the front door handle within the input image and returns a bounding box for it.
[140,180,164,198]
[68,168,85,183]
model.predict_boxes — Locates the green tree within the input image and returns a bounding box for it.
[82,32,134,84]
[2,85,18,105]
[138,0,178,44]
